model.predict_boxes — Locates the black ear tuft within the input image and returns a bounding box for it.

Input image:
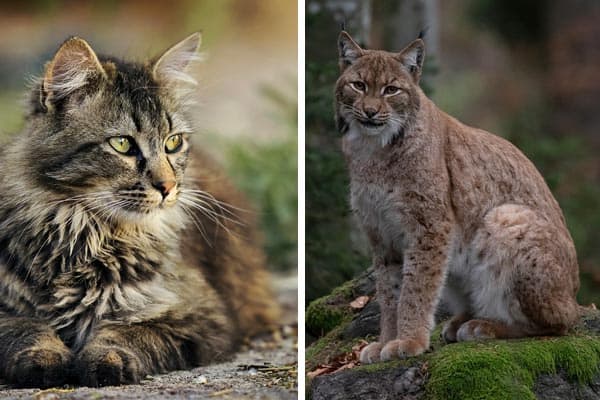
[396,39,426,83]
[338,31,364,72]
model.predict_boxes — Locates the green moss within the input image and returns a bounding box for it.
[354,359,412,374]
[307,314,600,399]
[305,324,344,365]
[306,277,371,371]
[305,335,330,365]
[305,279,357,336]
[425,335,600,400]
[305,298,350,336]
[328,279,356,299]
[305,323,357,371]
[429,324,445,352]
[307,283,600,400]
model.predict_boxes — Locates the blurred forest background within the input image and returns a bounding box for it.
[0,0,297,273]
[307,0,600,306]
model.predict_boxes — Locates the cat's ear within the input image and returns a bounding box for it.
[152,32,202,90]
[338,31,364,71]
[396,39,425,82]
[41,37,106,110]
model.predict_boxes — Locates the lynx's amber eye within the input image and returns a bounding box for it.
[108,136,132,154]
[165,134,183,153]
[383,86,401,96]
[350,81,366,92]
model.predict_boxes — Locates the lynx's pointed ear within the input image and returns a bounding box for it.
[397,39,425,82]
[153,32,202,90]
[41,37,106,110]
[338,31,364,71]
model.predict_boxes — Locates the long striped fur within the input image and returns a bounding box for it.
[0,33,278,388]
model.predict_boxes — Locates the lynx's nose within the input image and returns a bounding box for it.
[153,180,176,199]
[364,108,378,119]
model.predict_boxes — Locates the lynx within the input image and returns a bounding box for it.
[0,33,278,387]
[334,31,580,364]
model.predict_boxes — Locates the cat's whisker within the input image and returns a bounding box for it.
[178,194,241,225]
[181,189,249,216]
[48,192,116,210]
[182,175,230,184]
[76,198,132,223]
[177,203,212,247]
[180,196,245,223]
[179,194,244,228]
[177,196,241,240]
[177,196,222,225]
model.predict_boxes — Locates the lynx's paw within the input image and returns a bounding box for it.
[442,314,471,343]
[359,342,384,364]
[9,345,73,388]
[380,338,428,361]
[456,319,499,341]
[76,344,143,387]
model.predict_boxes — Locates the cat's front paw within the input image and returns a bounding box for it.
[8,345,73,388]
[359,342,384,364]
[76,344,143,387]
[380,338,428,361]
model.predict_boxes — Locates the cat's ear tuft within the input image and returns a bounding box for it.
[338,31,363,71]
[152,32,202,89]
[41,37,106,110]
[397,39,425,82]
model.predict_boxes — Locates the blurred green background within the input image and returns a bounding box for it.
[307,0,600,305]
[0,0,297,272]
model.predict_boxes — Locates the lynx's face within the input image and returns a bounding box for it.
[335,32,425,146]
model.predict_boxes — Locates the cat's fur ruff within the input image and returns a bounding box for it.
[0,33,278,387]
[334,31,580,364]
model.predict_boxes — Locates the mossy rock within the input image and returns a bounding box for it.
[306,269,376,339]
[306,274,600,400]
[309,312,600,399]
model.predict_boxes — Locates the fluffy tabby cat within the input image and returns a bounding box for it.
[335,31,580,364]
[0,33,278,387]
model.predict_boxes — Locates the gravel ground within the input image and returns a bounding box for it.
[0,274,298,400]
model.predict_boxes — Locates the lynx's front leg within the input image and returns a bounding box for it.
[360,221,451,363]
[381,228,451,361]
[360,226,452,363]
[359,259,403,364]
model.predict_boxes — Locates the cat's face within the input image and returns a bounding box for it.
[23,34,201,221]
[335,32,425,145]
[39,83,191,215]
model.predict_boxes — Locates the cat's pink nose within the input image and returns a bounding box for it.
[153,180,176,199]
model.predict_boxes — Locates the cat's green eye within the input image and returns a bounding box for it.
[109,137,132,154]
[165,134,183,153]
